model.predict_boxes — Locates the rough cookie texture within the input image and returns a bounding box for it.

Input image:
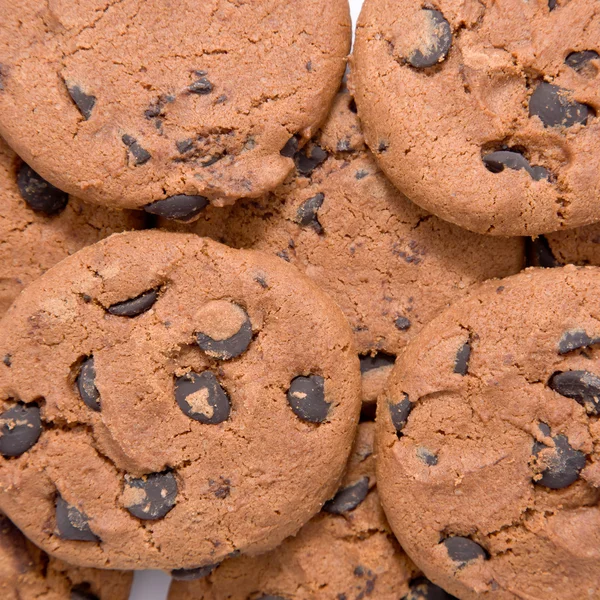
[0,230,361,570]
[528,225,600,269]
[0,514,132,600]
[351,0,600,236]
[377,266,600,599]
[169,422,457,600]
[0,137,144,317]
[0,0,350,217]
[164,92,524,402]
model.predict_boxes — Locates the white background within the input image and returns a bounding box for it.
[129,1,365,598]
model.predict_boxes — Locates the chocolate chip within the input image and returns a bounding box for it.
[55,496,99,541]
[405,577,457,600]
[355,169,369,180]
[417,447,438,466]
[196,307,253,360]
[2,354,11,367]
[296,193,324,233]
[548,370,600,415]
[17,163,69,215]
[442,537,487,566]
[565,51,599,73]
[280,135,301,158]
[529,82,591,128]
[124,471,178,520]
[66,84,96,120]
[201,154,224,167]
[121,134,151,166]
[526,235,561,268]
[395,316,411,331]
[76,357,100,412]
[287,375,330,423]
[294,145,328,176]
[454,341,471,376]
[175,371,230,424]
[377,140,389,153]
[323,476,369,514]
[408,9,452,68]
[144,194,209,221]
[189,77,213,95]
[70,584,99,600]
[389,394,412,435]
[171,563,219,581]
[558,329,600,354]
[107,288,159,317]
[359,352,395,373]
[548,0,557,10]
[482,151,550,181]
[0,403,42,457]
[176,139,195,154]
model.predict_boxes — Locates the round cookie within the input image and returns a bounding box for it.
[528,226,600,269]
[351,0,600,236]
[0,0,350,218]
[168,422,457,600]
[0,513,132,600]
[377,266,600,599]
[0,138,145,317]
[0,230,361,571]
[163,91,524,402]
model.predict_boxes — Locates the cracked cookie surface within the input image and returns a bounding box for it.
[377,266,600,599]
[0,230,361,570]
[0,0,350,216]
[351,0,600,236]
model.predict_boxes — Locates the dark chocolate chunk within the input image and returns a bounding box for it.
[294,145,328,176]
[454,341,471,376]
[0,403,42,457]
[355,169,369,180]
[144,194,209,221]
[548,0,557,9]
[107,288,159,317]
[296,193,324,233]
[287,375,330,423]
[378,140,389,153]
[176,139,195,154]
[67,84,96,120]
[408,9,452,68]
[405,576,458,599]
[189,77,213,95]
[483,151,550,181]
[533,423,586,489]
[76,357,100,412]
[17,163,69,215]
[124,471,178,520]
[565,50,599,73]
[70,584,99,600]
[55,496,99,542]
[529,82,591,128]
[417,447,438,466]
[359,352,395,373]
[323,476,369,514]
[526,235,561,268]
[171,563,219,581]
[196,308,253,360]
[442,537,487,566]
[280,135,301,158]
[548,370,600,415]
[389,394,412,435]
[175,371,231,424]
[121,135,151,166]
[558,329,600,354]
[395,316,411,331]
[2,354,11,367]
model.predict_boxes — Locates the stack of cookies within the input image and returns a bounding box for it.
[0,1,598,599]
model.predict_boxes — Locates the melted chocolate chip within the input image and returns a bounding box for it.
[558,329,600,354]
[0,403,42,457]
[405,577,457,600]
[548,370,600,415]
[121,135,151,166]
[359,352,395,373]
[55,496,99,542]
[67,84,96,120]
[294,145,328,176]
[389,394,412,435]
[533,423,586,489]
[408,9,452,68]
[454,341,471,376]
[280,135,301,158]
[442,537,487,566]
[395,316,411,331]
[76,357,100,412]
[107,288,159,317]
[529,82,591,128]
[144,194,209,221]
[287,375,330,423]
[483,151,550,181]
[323,476,369,514]
[124,471,178,520]
[196,308,253,360]
[171,563,219,581]
[526,236,561,268]
[17,163,69,215]
[565,50,599,73]
[189,77,213,95]
[70,584,99,600]
[296,193,324,233]
[175,371,231,424]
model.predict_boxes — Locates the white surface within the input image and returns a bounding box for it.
[130,1,365,598]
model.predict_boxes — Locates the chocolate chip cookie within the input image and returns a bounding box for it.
[0,230,360,571]
[0,138,144,317]
[168,422,457,600]
[377,266,600,599]
[528,225,600,269]
[164,91,524,403]
[0,514,132,600]
[351,0,600,236]
[0,0,350,219]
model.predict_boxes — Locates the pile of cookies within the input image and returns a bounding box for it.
[0,1,598,599]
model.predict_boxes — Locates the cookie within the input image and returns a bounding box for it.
[528,225,600,269]
[0,230,361,571]
[351,0,600,236]
[0,138,145,317]
[377,266,600,599]
[0,513,132,600]
[0,0,350,218]
[168,422,457,600]
[163,92,524,403]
